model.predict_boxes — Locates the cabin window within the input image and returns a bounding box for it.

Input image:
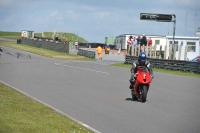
[187,42,196,52]
[169,41,178,44]
[169,41,179,51]
[155,40,160,45]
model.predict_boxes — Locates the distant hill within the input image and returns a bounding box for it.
[0,31,21,36]
[0,31,88,43]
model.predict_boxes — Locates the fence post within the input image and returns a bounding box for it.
[142,45,144,52]
[145,46,148,57]
[169,44,172,59]
[135,45,137,56]
[164,45,167,59]
[154,44,157,58]
[131,45,134,56]
[184,46,188,60]
[173,45,177,60]
[178,45,182,60]
[149,46,152,58]
[127,45,130,55]
[159,45,162,59]
[138,44,140,56]
[129,45,132,55]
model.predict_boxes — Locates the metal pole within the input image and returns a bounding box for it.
[184,12,187,36]
[195,10,198,36]
[173,14,176,45]
[172,14,176,59]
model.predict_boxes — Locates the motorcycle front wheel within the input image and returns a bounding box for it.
[140,85,147,102]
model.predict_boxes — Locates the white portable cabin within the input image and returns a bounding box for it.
[114,34,200,60]
[114,34,132,50]
[165,36,200,60]
[114,34,165,50]
[21,30,34,38]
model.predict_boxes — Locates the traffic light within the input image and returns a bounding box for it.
[156,14,172,22]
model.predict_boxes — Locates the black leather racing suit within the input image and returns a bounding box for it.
[129,60,153,88]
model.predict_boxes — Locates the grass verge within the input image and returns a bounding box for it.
[0,82,94,133]
[111,62,200,78]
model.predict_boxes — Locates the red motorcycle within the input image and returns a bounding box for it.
[131,66,152,102]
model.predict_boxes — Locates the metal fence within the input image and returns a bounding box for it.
[125,55,200,73]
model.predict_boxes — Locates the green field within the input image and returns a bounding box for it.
[0,31,88,43]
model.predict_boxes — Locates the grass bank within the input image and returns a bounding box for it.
[0,31,87,43]
[0,41,95,61]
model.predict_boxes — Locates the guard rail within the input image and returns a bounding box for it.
[125,55,200,73]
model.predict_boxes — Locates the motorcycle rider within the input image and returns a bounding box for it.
[0,47,2,58]
[129,52,154,89]
[0,47,3,54]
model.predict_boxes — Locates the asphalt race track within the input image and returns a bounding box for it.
[0,45,200,133]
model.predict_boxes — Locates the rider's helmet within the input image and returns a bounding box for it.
[138,52,146,65]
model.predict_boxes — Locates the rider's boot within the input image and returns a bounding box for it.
[129,84,133,89]
[129,79,134,89]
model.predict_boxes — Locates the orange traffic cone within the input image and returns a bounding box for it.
[112,48,114,54]
[117,48,121,55]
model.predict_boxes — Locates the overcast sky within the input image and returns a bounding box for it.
[0,0,200,43]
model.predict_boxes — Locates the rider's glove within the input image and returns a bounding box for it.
[134,73,138,77]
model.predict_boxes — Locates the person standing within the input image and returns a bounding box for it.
[136,35,142,54]
[96,46,103,60]
[132,37,137,46]
[127,35,133,45]
[127,36,133,55]
[0,47,3,58]
[136,35,141,45]
[148,37,152,46]
[141,34,147,46]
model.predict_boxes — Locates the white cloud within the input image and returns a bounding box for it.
[66,10,80,21]
[161,0,200,6]
[0,0,12,6]
[46,10,63,21]
[2,16,13,23]
[48,10,59,17]
[81,5,95,11]
[96,12,110,19]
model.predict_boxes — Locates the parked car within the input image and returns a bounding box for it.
[190,56,200,62]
